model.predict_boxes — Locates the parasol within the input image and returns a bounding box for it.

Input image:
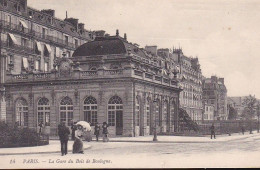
[76,121,91,131]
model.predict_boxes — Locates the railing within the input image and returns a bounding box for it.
[0,20,76,49]
[104,69,123,75]
[134,70,143,77]
[6,69,180,89]
[81,71,98,77]
[1,40,35,54]
[34,73,51,79]
[0,20,32,35]
[145,73,153,79]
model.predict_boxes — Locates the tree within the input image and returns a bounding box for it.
[241,95,257,120]
[228,106,238,120]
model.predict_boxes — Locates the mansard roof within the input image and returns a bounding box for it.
[73,36,147,57]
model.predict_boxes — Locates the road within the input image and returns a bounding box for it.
[1,134,260,168]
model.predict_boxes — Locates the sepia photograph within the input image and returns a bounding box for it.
[0,0,260,168]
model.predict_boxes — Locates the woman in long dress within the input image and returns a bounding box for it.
[72,125,84,154]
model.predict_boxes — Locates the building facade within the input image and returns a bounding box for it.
[0,0,97,121]
[4,35,182,137]
[203,76,228,120]
[171,48,203,123]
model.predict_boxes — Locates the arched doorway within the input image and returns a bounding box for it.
[162,100,168,133]
[60,96,73,126]
[108,96,123,135]
[37,98,50,126]
[83,96,98,126]
[135,96,141,136]
[16,98,28,127]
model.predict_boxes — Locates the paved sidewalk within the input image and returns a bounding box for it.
[109,130,260,143]
[0,140,91,156]
[1,131,259,155]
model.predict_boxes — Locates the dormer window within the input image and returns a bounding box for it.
[89,67,97,71]
[60,23,65,28]
[3,0,7,7]
[48,17,53,25]
[28,11,33,18]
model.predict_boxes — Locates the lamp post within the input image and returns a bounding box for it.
[257,102,260,133]
[153,98,158,142]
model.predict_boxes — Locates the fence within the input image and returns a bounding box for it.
[195,120,258,135]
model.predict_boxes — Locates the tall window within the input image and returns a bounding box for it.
[44,62,48,72]
[135,97,140,126]
[16,98,28,126]
[75,39,78,48]
[65,35,69,45]
[83,96,98,126]
[60,96,73,126]
[162,101,168,127]
[37,98,50,126]
[108,96,123,126]
[35,60,40,71]
[146,98,151,127]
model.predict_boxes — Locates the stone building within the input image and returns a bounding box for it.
[4,34,182,137]
[0,0,97,121]
[202,76,228,120]
[171,48,203,123]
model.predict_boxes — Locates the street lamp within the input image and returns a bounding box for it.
[153,98,158,142]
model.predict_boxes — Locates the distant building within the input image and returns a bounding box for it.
[204,104,214,120]
[203,76,228,120]
[171,48,203,123]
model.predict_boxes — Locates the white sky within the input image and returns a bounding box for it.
[28,0,260,98]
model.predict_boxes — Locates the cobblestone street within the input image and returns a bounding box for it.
[1,133,260,168]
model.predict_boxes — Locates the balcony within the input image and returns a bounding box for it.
[5,68,180,89]
[0,20,32,36]
[0,20,76,49]
[1,40,35,55]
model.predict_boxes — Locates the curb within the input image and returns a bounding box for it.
[0,145,92,156]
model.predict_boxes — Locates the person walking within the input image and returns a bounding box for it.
[210,123,216,139]
[102,122,109,142]
[39,121,44,135]
[94,123,100,142]
[58,121,70,156]
[71,121,77,140]
[73,125,84,154]
[241,124,245,135]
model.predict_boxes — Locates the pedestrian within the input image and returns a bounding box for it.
[58,121,70,156]
[102,122,109,142]
[94,123,100,142]
[210,123,216,139]
[71,121,77,140]
[241,125,245,135]
[39,121,44,135]
[73,125,84,154]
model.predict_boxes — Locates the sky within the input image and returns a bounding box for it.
[27,0,260,98]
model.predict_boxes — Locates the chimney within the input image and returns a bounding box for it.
[41,9,55,17]
[124,33,127,41]
[78,23,85,30]
[64,18,79,30]
[145,46,157,56]
[116,29,119,36]
[211,76,218,83]
[219,78,224,84]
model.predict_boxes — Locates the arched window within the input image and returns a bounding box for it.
[135,96,140,126]
[37,98,50,126]
[83,96,98,126]
[16,98,28,126]
[146,98,151,127]
[60,96,73,126]
[108,96,123,126]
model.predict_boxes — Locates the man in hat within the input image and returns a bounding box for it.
[58,121,70,156]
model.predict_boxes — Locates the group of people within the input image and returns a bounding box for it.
[58,121,109,156]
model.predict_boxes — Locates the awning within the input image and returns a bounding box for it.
[45,44,52,53]
[36,42,42,52]
[19,20,28,29]
[8,33,18,44]
[22,57,29,69]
